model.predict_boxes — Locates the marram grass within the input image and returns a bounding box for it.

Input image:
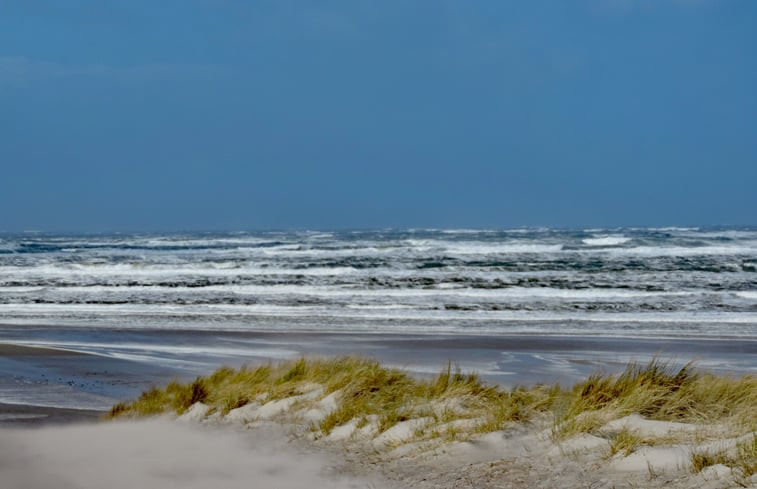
[108,356,756,468]
[691,435,757,479]
[108,356,561,434]
[558,359,757,436]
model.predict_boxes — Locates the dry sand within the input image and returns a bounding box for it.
[0,419,387,489]
[1,342,755,488]
[3,413,754,489]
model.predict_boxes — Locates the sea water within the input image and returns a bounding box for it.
[1,228,755,407]
[0,227,754,337]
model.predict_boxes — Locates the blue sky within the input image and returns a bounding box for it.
[1,1,755,231]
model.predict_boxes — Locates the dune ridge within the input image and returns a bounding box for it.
[106,356,756,488]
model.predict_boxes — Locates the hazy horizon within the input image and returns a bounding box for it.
[3,224,757,235]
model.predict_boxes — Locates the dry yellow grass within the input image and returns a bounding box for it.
[606,428,644,458]
[108,357,559,434]
[108,356,756,466]
[109,379,209,417]
[556,360,757,438]
[691,435,757,479]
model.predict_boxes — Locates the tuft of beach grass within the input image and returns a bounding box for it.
[691,434,757,479]
[108,356,756,470]
[555,359,757,439]
[108,357,559,433]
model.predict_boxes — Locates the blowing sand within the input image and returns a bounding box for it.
[2,413,754,489]
[2,350,755,488]
[0,419,386,489]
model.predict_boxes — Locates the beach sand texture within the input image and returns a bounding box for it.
[1,343,756,488]
[1,349,756,488]
[3,418,755,489]
[95,357,757,489]
[0,420,384,489]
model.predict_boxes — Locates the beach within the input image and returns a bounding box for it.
[0,419,389,489]
[2,329,755,416]
[4,0,756,482]
[1,229,755,487]
[2,350,755,489]
[3,416,750,489]
[1,337,755,488]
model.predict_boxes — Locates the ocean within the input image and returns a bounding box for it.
[0,227,755,409]
[1,227,756,335]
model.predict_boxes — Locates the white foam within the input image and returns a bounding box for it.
[2,302,756,327]
[678,230,757,239]
[18,236,276,249]
[582,236,631,246]
[0,264,359,278]
[447,243,563,254]
[253,244,402,258]
[405,239,563,254]
[438,228,495,234]
[647,227,700,232]
[0,286,49,293]
[597,245,757,257]
[0,283,697,302]
[141,237,273,247]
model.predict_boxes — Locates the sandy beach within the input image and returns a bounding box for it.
[3,415,755,489]
[3,0,756,482]
[0,419,387,489]
[1,342,755,488]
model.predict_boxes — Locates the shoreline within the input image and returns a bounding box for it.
[5,320,757,341]
[1,328,755,415]
[0,339,189,414]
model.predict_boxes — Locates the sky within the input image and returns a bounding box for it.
[1,0,755,232]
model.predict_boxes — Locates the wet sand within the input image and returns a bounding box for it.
[0,402,102,426]
[0,339,188,413]
[1,325,755,414]
[0,343,88,357]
